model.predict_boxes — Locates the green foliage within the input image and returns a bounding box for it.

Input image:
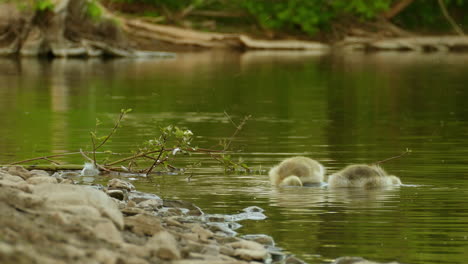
[107,0,468,36]
[85,109,250,175]
[395,0,468,32]
[35,0,54,11]
[242,0,391,35]
[86,0,103,20]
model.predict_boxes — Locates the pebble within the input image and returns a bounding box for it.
[107,178,135,191]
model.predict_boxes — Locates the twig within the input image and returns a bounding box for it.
[79,149,111,172]
[145,134,168,176]
[438,0,465,36]
[95,111,127,150]
[9,152,87,165]
[223,112,251,151]
[43,158,61,165]
[373,149,411,165]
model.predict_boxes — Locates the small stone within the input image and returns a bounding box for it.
[191,224,214,242]
[59,205,102,218]
[108,178,135,191]
[165,217,183,228]
[241,234,275,247]
[2,175,24,183]
[60,178,75,184]
[93,249,118,264]
[1,187,45,209]
[219,245,236,256]
[182,240,205,253]
[228,240,265,251]
[0,180,32,192]
[163,199,203,216]
[227,240,268,261]
[121,207,146,216]
[30,169,50,177]
[124,214,163,236]
[33,184,124,229]
[93,219,124,244]
[128,191,162,204]
[107,189,127,201]
[137,199,162,210]
[201,244,220,256]
[121,243,151,258]
[6,166,32,180]
[146,231,181,260]
[27,176,58,185]
[207,222,237,237]
[53,171,80,179]
[233,248,268,261]
[127,200,137,207]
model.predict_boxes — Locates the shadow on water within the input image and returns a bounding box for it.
[1,50,468,263]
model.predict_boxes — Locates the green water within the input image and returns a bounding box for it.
[1,51,468,264]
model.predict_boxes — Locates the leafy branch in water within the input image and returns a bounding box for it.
[6,109,251,176]
[90,108,132,167]
[210,112,252,172]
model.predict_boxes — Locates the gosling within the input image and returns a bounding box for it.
[327,164,401,189]
[269,156,325,187]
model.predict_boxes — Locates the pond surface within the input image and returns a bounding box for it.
[1,51,468,264]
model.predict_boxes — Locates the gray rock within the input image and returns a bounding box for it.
[191,224,214,242]
[241,234,275,247]
[147,231,181,260]
[60,178,75,184]
[124,213,163,236]
[30,170,50,177]
[27,176,58,185]
[206,222,237,237]
[137,199,162,210]
[107,178,135,191]
[226,240,268,261]
[163,199,204,216]
[128,191,162,204]
[32,184,124,229]
[92,219,124,244]
[2,174,25,183]
[107,189,128,201]
[5,166,32,180]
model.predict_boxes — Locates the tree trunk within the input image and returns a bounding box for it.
[0,0,170,57]
[383,0,415,19]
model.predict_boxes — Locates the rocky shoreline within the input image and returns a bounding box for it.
[0,166,398,264]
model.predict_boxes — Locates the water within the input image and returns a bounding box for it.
[1,51,468,264]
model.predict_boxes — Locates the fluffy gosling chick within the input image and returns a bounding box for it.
[328,164,401,189]
[269,156,325,187]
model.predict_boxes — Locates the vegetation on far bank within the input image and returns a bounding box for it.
[1,0,467,57]
[104,0,468,39]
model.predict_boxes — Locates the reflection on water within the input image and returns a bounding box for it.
[1,51,468,264]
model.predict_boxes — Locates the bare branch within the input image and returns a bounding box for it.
[373,149,411,165]
[438,0,465,36]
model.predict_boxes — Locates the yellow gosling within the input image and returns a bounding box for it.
[328,164,402,189]
[269,156,325,187]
